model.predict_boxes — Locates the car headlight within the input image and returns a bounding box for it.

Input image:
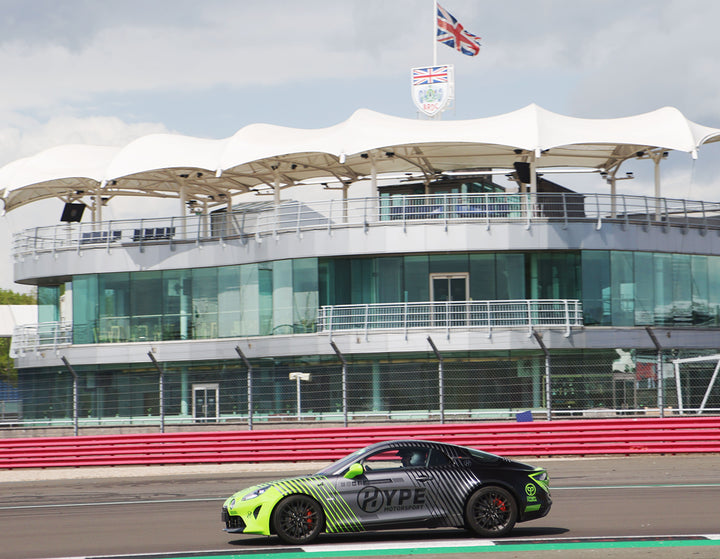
[229,498,236,508]
[528,470,550,493]
[242,486,269,501]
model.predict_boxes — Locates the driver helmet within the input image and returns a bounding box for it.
[398,448,426,467]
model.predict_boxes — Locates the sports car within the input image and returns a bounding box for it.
[221,439,551,544]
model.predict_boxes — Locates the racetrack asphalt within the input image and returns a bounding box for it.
[2,455,720,559]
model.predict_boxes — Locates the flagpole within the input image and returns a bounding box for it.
[432,0,437,66]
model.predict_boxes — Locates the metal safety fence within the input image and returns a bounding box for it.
[3,346,720,434]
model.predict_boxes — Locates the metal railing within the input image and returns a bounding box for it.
[318,299,583,339]
[10,299,583,356]
[12,193,720,259]
[10,322,73,356]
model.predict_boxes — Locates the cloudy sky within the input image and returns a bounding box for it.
[1,0,720,290]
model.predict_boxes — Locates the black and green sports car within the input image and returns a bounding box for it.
[222,439,551,544]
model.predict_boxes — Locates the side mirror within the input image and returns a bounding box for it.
[344,463,364,479]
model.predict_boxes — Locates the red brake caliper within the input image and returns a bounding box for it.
[494,498,507,512]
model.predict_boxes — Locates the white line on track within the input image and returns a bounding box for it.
[304,538,496,552]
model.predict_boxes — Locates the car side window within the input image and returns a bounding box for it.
[426,449,451,467]
[361,447,435,470]
[362,449,405,470]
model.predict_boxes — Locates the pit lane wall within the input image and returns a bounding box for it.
[1,416,719,469]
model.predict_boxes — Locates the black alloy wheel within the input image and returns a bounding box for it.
[465,485,518,537]
[272,494,325,544]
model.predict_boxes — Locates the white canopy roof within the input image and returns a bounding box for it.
[2,104,719,213]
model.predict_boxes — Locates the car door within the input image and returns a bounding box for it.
[331,447,431,529]
[403,448,469,528]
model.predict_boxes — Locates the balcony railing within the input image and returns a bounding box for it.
[10,299,583,356]
[318,299,583,338]
[10,322,72,357]
[12,193,720,259]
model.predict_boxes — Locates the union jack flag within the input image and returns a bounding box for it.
[412,65,449,86]
[437,4,482,57]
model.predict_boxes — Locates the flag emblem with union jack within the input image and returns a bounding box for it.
[412,66,449,86]
[436,4,482,57]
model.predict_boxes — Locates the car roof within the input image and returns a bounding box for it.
[360,439,464,453]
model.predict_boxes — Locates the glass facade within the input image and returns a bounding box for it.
[58,250,720,345]
[70,259,320,344]
[581,251,720,327]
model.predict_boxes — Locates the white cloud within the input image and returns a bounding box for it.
[0,114,167,166]
[0,1,427,114]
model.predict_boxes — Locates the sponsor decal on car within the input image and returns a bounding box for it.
[357,486,427,513]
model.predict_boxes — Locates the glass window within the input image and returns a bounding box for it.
[321,258,351,306]
[469,254,495,301]
[241,264,261,336]
[431,274,468,301]
[610,251,634,326]
[404,255,429,301]
[466,447,503,463]
[528,252,580,300]
[130,271,162,342]
[496,254,524,299]
[38,286,59,323]
[350,259,375,304]
[654,253,673,326]
[163,270,191,340]
[377,257,403,304]
[429,254,468,274]
[218,266,241,337]
[581,251,610,326]
[98,273,130,342]
[258,262,274,336]
[691,255,710,326]
[192,268,218,339]
[72,275,97,344]
[633,253,654,325]
[293,258,318,333]
[672,254,692,325]
[709,256,720,327]
[318,259,330,307]
[272,260,293,334]
[361,447,431,470]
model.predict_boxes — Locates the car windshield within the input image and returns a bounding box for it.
[464,446,503,463]
[315,447,367,476]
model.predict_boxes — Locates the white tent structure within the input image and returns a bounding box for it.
[2,104,720,220]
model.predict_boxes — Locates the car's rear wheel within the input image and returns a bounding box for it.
[272,494,325,544]
[465,486,517,537]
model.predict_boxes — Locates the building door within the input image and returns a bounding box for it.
[430,274,469,326]
[192,383,219,422]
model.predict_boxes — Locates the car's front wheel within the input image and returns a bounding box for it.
[465,485,518,537]
[272,494,325,544]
